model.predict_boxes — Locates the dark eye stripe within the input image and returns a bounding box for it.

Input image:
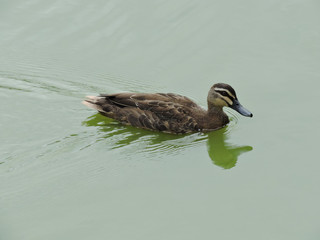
[216,90,234,100]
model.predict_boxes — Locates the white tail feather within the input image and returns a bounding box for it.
[82,95,106,112]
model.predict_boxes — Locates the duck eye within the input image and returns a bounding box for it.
[220,91,228,96]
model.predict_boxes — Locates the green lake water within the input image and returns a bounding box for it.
[1,1,320,239]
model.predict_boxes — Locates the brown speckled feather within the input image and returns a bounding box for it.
[83,93,207,133]
[100,92,199,108]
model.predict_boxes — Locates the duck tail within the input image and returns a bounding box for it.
[82,96,105,112]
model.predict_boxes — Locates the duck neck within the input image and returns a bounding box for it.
[207,102,223,115]
[207,103,229,126]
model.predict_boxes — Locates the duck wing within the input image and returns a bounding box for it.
[84,93,202,133]
[99,92,199,109]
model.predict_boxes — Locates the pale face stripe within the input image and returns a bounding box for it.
[221,96,233,105]
[214,87,236,99]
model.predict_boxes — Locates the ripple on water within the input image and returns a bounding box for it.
[224,108,239,133]
[80,113,209,157]
[80,112,252,168]
[0,57,163,100]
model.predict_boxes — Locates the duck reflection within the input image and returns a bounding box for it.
[206,128,252,169]
[83,114,252,169]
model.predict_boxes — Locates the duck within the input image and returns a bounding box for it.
[82,83,253,134]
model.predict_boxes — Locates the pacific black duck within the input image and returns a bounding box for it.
[82,83,252,134]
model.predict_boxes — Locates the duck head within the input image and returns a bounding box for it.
[207,83,253,117]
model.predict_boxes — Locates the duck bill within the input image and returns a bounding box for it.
[230,99,253,117]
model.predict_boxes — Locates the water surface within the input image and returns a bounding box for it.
[1,1,320,239]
